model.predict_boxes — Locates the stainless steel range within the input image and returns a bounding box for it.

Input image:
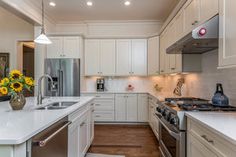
[155,97,236,157]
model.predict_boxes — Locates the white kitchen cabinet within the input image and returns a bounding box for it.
[115,94,127,121]
[68,103,93,157]
[148,36,160,75]
[46,36,81,58]
[79,113,89,157]
[200,0,218,24]
[116,39,147,76]
[138,94,148,122]
[85,39,116,76]
[126,94,138,121]
[131,39,147,75]
[85,40,100,76]
[100,40,116,76]
[89,104,94,143]
[159,30,167,74]
[148,95,159,139]
[183,0,201,34]
[82,93,115,122]
[188,133,219,157]
[218,0,236,68]
[115,94,138,122]
[116,40,132,76]
[187,118,236,157]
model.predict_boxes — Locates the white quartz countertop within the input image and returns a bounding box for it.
[186,112,236,145]
[0,96,94,145]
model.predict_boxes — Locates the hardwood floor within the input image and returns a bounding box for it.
[88,125,160,157]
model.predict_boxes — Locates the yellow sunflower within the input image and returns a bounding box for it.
[25,77,34,86]
[10,82,23,93]
[10,70,23,80]
[0,87,8,95]
[0,78,10,86]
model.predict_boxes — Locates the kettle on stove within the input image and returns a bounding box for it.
[212,83,229,107]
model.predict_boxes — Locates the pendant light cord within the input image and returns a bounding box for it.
[41,0,45,34]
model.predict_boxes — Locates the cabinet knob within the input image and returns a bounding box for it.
[161,70,164,73]
[171,68,175,70]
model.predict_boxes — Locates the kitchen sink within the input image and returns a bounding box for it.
[36,101,79,110]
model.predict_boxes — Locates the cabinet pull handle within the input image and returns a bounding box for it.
[95,104,101,106]
[95,115,101,117]
[161,70,164,73]
[171,68,175,70]
[80,122,86,127]
[92,109,95,112]
[201,135,214,145]
[95,96,101,97]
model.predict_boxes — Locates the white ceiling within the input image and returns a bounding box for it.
[31,0,180,23]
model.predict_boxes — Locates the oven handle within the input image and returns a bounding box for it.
[33,121,71,147]
[156,115,180,140]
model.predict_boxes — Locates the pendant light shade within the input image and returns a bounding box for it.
[34,0,52,45]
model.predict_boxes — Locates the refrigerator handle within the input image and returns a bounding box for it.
[60,70,64,96]
[58,70,63,96]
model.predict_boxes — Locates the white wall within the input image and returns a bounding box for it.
[0,6,34,70]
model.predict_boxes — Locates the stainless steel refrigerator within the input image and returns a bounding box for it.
[44,59,80,96]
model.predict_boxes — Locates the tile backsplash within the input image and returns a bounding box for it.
[83,50,236,106]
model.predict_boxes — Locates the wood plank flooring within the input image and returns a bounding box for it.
[88,125,160,157]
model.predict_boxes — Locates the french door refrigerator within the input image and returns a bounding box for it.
[45,59,80,96]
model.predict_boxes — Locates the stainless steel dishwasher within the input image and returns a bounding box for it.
[30,117,71,157]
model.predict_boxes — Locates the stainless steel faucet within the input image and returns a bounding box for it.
[37,74,54,105]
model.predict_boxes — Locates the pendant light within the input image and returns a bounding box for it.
[34,0,52,44]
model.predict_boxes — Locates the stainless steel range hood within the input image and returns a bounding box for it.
[167,15,219,54]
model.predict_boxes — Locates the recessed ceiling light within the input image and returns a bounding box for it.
[124,1,131,6]
[49,2,56,7]
[87,1,93,6]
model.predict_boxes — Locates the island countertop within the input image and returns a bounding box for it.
[186,112,236,145]
[0,96,94,145]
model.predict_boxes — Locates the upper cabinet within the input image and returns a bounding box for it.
[218,0,236,68]
[116,39,147,76]
[183,0,200,34]
[148,36,160,75]
[200,0,219,25]
[85,39,116,76]
[46,36,82,58]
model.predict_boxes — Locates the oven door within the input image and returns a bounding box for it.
[156,115,185,157]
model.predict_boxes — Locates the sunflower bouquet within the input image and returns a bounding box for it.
[0,70,34,96]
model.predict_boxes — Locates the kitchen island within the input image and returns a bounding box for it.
[186,112,236,157]
[0,96,94,157]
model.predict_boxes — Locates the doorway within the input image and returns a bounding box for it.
[18,41,35,97]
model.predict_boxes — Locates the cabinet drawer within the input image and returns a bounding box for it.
[94,100,115,111]
[94,111,115,122]
[188,119,236,156]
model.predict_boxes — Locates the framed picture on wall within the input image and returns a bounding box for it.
[0,53,10,79]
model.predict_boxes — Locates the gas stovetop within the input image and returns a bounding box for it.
[156,97,236,131]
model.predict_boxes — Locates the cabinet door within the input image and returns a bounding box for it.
[160,31,167,74]
[79,113,89,157]
[148,36,160,75]
[175,11,184,42]
[115,94,127,121]
[85,40,100,76]
[188,134,219,157]
[219,0,236,68]
[184,0,200,34]
[200,0,219,23]
[46,37,63,58]
[126,94,138,121]
[131,39,147,76]
[116,40,132,76]
[89,104,94,143]
[100,40,116,76]
[138,94,148,122]
[63,37,81,58]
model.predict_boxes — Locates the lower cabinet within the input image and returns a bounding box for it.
[68,102,94,157]
[187,118,236,157]
[148,95,159,139]
[115,94,138,122]
[138,94,149,122]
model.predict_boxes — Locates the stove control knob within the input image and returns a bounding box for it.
[156,106,162,113]
[170,114,179,126]
[162,109,167,116]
